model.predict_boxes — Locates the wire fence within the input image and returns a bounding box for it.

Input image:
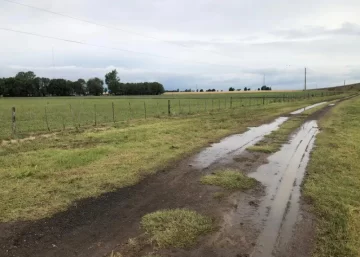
[0,91,343,139]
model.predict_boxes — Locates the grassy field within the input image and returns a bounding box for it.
[304,96,360,257]
[0,91,341,140]
[0,97,344,222]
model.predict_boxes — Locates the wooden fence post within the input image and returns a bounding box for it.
[94,104,97,126]
[11,107,16,135]
[168,100,171,116]
[45,106,50,131]
[230,97,233,109]
[112,102,115,123]
[144,102,147,119]
[263,96,265,105]
[128,102,132,120]
[205,99,207,111]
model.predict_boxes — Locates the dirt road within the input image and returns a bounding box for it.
[0,101,342,257]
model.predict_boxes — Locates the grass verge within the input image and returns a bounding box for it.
[0,98,343,222]
[247,102,328,153]
[303,96,360,257]
[201,169,256,190]
[141,209,213,248]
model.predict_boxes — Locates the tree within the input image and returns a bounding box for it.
[229,87,235,91]
[105,69,121,95]
[0,78,4,96]
[87,78,104,96]
[73,79,86,95]
[244,87,248,91]
[258,88,260,91]
[237,89,241,91]
[104,88,108,94]
[200,89,204,92]
[48,79,72,96]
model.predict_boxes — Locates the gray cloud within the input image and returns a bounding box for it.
[0,0,360,90]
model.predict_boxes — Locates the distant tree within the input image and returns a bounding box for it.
[105,69,121,95]
[0,78,4,96]
[200,89,204,92]
[258,88,260,91]
[248,88,251,91]
[104,88,108,94]
[87,78,104,96]
[244,87,248,91]
[212,89,216,92]
[196,89,199,92]
[48,79,72,96]
[269,87,272,91]
[237,89,241,91]
[229,87,235,91]
[72,78,86,95]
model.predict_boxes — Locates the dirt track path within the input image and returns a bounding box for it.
[0,100,346,257]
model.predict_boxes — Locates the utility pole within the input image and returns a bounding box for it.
[304,67,307,91]
[263,74,266,86]
[344,80,346,86]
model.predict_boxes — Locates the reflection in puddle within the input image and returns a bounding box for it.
[249,120,319,257]
[290,102,327,115]
[191,117,288,169]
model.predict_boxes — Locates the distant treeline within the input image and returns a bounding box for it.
[106,70,165,95]
[0,69,165,97]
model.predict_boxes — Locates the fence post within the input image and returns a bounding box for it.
[212,99,214,110]
[179,100,181,114]
[129,102,132,120]
[11,107,16,135]
[225,98,227,109]
[263,96,265,105]
[45,106,50,131]
[112,102,115,123]
[168,100,171,116]
[189,100,191,113]
[218,99,220,110]
[230,97,233,109]
[205,99,207,111]
[144,102,147,119]
[94,104,97,126]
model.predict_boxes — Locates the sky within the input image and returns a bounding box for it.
[1,0,360,91]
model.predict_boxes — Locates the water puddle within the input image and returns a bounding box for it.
[290,102,327,115]
[248,120,319,257]
[191,117,288,169]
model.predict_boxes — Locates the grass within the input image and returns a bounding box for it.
[0,97,347,222]
[247,102,329,153]
[141,209,213,248]
[201,169,256,190]
[303,96,360,257]
[0,92,342,140]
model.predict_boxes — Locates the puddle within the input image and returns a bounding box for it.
[290,102,327,115]
[248,120,319,257]
[190,117,288,169]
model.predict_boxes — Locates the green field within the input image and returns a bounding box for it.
[0,95,344,222]
[304,96,360,257]
[0,91,341,140]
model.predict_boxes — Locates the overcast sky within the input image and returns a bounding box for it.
[1,0,360,90]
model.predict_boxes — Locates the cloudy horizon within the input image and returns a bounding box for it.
[1,0,360,91]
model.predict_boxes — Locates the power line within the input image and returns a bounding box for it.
[0,27,238,68]
[2,0,236,60]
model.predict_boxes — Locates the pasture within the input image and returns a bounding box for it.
[0,91,340,140]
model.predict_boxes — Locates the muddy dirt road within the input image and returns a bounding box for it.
[0,100,343,257]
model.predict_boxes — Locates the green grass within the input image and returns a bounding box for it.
[141,209,213,248]
[0,92,342,140]
[201,169,256,190]
[304,96,360,257]
[247,102,329,153]
[0,97,347,222]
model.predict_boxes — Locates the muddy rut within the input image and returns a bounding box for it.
[0,101,344,257]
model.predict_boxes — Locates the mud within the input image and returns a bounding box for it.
[248,120,319,257]
[0,101,343,257]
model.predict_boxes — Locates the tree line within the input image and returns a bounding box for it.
[105,70,164,95]
[0,69,164,97]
